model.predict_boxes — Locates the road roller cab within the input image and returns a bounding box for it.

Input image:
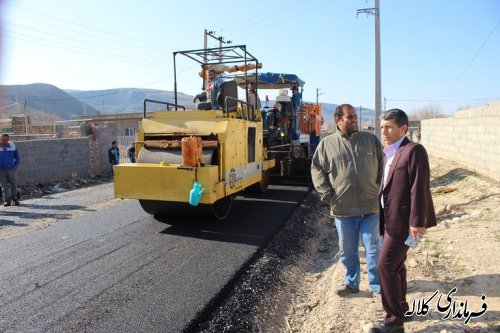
[113,45,274,219]
[233,73,322,185]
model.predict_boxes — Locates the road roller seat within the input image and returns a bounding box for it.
[217,80,238,112]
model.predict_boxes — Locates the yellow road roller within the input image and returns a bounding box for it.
[113,45,274,219]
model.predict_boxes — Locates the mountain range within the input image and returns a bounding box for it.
[0,83,374,127]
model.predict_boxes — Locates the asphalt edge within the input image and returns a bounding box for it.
[184,188,321,332]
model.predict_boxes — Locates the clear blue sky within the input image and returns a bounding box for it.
[1,0,499,115]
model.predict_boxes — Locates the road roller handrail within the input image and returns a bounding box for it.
[224,96,258,121]
[143,99,186,118]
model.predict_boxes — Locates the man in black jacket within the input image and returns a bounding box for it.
[108,141,120,174]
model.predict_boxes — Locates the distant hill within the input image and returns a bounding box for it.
[66,88,365,124]
[321,103,337,122]
[0,83,97,121]
[65,88,196,114]
[320,103,374,129]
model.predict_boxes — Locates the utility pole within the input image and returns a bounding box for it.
[203,30,232,89]
[316,88,324,106]
[205,30,232,63]
[359,105,362,130]
[203,29,208,90]
[357,0,381,139]
[99,99,104,115]
[24,98,28,134]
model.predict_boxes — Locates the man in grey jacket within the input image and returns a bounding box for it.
[311,104,383,296]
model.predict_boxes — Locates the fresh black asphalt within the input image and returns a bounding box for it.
[0,185,309,332]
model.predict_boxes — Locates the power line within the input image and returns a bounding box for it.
[1,2,205,92]
[1,1,178,71]
[232,0,333,41]
[447,18,500,95]
[0,102,20,110]
[220,0,304,37]
[3,21,170,64]
[2,30,169,69]
[2,1,175,50]
[386,97,500,102]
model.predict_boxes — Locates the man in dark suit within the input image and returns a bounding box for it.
[370,109,436,333]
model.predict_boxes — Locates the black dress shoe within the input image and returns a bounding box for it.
[403,314,414,322]
[369,323,404,333]
[378,314,413,323]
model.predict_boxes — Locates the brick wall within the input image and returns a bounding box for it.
[421,102,500,182]
[14,121,118,185]
[88,122,118,175]
[16,138,90,185]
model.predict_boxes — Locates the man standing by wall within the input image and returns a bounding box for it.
[0,133,20,206]
[311,104,384,296]
[127,142,136,163]
[108,141,120,174]
[370,109,436,333]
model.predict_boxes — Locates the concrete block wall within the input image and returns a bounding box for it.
[98,122,118,175]
[421,103,500,181]
[88,122,118,176]
[12,121,119,185]
[16,138,90,185]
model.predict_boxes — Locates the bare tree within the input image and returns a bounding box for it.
[409,104,447,120]
[456,104,472,112]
